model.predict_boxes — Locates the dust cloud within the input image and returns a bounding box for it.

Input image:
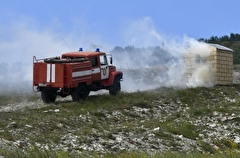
[0,17,215,94]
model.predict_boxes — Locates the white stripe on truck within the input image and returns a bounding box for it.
[72,68,100,77]
[72,70,92,77]
[92,68,100,74]
[52,64,55,82]
[47,64,55,82]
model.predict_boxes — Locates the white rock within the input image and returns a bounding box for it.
[209,123,217,128]
[7,122,17,128]
[221,117,227,122]
[54,109,60,112]
[213,111,218,116]
[153,127,160,131]
[199,134,204,138]
[116,136,122,142]
[25,124,32,128]
[234,136,240,143]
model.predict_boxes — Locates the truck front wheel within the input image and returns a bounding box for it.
[71,84,88,101]
[41,89,56,103]
[109,78,121,95]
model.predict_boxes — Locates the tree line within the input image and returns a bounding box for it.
[198,33,240,65]
[199,33,240,43]
[110,33,240,64]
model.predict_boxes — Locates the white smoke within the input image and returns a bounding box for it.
[184,40,216,87]
[0,16,215,94]
[115,17,215,91]
[0,18,111,93]
[187,63,215,87]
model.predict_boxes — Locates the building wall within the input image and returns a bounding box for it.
[208,49,233,85]
[185,48,233,85]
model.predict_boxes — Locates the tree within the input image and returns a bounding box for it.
[219,35,229,42]
[124,45,136,53]
[230,33,236,41]
[198,38,206,42]
[208,36,219,43]
[112,46,124,53]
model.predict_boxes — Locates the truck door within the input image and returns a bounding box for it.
[90,56,101,82]
[100,55,109,80]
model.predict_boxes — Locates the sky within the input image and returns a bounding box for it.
[1,0,239,49]
[0,0,239,93]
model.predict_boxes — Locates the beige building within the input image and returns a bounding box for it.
[185,44,233,85]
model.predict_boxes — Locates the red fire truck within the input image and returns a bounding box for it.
[33,48,123,103]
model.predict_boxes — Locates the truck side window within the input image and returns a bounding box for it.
[91,57,98,66]
[100,55,107,65]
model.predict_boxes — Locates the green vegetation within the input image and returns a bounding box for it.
[199,33,240,43]
[1,149,239,158]
[199,33,240,64]
[1,85,240,157]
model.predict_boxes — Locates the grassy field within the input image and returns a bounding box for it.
[1,85,240,157]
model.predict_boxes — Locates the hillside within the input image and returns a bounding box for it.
[1,33,240,157]
[1,85,240,157]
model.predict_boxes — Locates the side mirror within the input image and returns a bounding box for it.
[110,57,113,65]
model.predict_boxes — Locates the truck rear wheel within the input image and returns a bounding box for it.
[109,78,121,95]
[41,89,56,103]
[71,84,88,101]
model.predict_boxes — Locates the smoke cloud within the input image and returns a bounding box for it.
[113,17,215,91]
[0,16,215,94]
[0,18,111,93]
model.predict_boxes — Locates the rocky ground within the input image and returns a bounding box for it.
[1,69,240,157]
[1,84,240,157]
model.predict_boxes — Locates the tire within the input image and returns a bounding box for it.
[71,84,88,101]
[41,89,56,103]
[109,78,121,95]
[86,88,90,97]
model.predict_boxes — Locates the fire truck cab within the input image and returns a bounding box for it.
[33,48,123,103]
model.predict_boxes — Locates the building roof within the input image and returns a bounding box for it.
[208,43,233,52]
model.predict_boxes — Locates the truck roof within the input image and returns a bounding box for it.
[62,51,106,58]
